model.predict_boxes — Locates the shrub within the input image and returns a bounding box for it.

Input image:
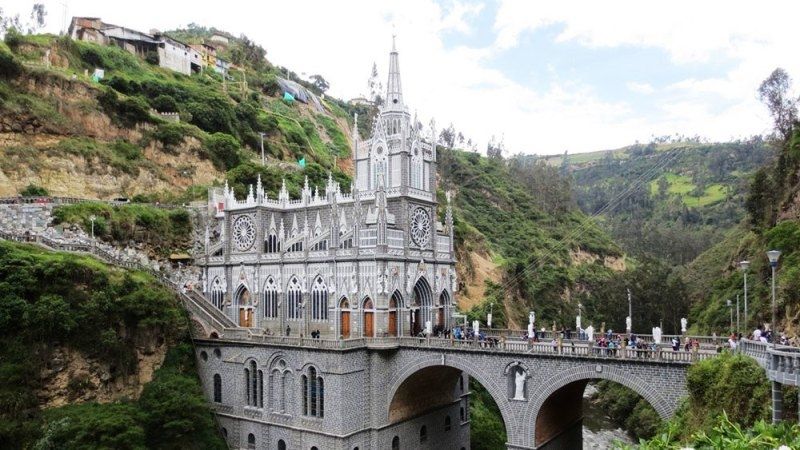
[149,94,178,113]
[150,123,185,150]
[19,184,49,197]
[98,89,154,127]
[110,139,143,161]
[3,29,23,51]
[0,51,22,79]
[203,132,241,170]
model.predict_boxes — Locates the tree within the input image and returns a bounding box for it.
[758,68,798,142]
[367,62,383,105]
[438,123,455,149]
[28,3,45,34]
[487,135,505,159]
[309,74,329,94]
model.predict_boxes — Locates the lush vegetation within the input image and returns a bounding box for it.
[616,353,799,449]
[1,29,353,201]
[52,202,193,256]
[469,379,507,450]
[0,241,223,449]
[439,148,621,327]
[556,139,773,266]
[591,381,661,441]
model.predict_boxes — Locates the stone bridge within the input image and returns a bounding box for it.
[192,331,708,450]
[0,228,718,449]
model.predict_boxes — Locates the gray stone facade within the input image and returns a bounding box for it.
[199,43,455,340]
[193,339,690,449]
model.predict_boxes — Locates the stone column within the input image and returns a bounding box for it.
[772,381,783,423]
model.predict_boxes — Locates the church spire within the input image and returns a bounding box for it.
[385,36,404,111]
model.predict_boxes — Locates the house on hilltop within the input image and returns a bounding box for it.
[68,16,228,76]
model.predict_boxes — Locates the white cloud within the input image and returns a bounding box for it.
[627,82,655,95]
[2,0,796,154]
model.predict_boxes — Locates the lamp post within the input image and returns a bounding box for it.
[726,299,733,333]
[736,294,740,334]
[89,215,96,244]
[767,250,781,346]
[739,260,749,333]
[259,132,267,166]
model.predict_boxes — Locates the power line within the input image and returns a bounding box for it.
[491,146,689,301]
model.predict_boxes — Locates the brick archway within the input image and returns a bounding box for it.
[385,353,518,443]
[526,364,676,447]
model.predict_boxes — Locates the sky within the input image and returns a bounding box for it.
[4,0,799,155]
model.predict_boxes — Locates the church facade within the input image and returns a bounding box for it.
[196,43,469,450]
[201,42,456,340]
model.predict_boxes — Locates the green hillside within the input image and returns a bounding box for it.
[562,140,774,265]
[0,241,225,450]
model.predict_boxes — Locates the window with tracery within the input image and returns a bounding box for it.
[311,277,328,321]
[263,278,278,318]
[211,278,224,310]
[302,366,324,418]
[287,278,303,320]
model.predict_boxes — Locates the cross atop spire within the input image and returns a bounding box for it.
[385,36,404,111]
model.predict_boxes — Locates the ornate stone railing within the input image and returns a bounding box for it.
[739,339,800,386]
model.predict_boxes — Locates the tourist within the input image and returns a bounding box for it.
[753,326,762,341]
[286,325,291,336]
[728,334,737,350]
[671,336,680,351]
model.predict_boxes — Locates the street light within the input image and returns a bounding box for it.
[767,250,781,346]
[739,260,749,332]
[726,299,733,333]
[89,215,96,241]
[259,132,267,166]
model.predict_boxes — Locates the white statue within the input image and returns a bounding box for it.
[586,325,595,341]
[681,318,688,333]
[473,320,480,335]
[529,311,535,327]
[652,326,662,344]
[626,316,632,331]
[527,322,533,338]
[406,272,414,294]
[350,272,358,294]
[576,315,582,330]
[513,368,526,400]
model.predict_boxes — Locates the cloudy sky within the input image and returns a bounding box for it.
[4,0,798,154]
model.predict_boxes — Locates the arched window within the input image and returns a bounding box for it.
[263,277,279,318]
[287,277,303,320]
[265,232,280,253]
[311,277,328,321]
[213,374,222,403]
[392,436,399,450]
[247,433,255,449]
[311,447,319,450]
[211,278,224,310]
[244,367,250,405]
[278,440,286,450]
[221,427,228,439]
[445,415,451,431]
[302,366,324,418]
[242,361,263,408]
[258,369,264,408]
[460,406,465,421]
[419,425,427,442]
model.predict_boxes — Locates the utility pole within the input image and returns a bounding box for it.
[736,294,740,334]
[626,288,632,335]
[259,132,267,166]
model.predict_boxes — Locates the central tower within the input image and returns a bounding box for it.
[354,40,437,195]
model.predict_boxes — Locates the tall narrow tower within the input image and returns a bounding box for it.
[385,35,404,110]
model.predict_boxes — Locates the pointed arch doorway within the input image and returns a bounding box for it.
[411,277,432,336]
[389,291,403,337]
[339,298,351,339]
[235,285,254,328]
[363,297,375,337]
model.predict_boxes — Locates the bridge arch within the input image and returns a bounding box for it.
[527,364,675,448]
[385,352,516,443]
